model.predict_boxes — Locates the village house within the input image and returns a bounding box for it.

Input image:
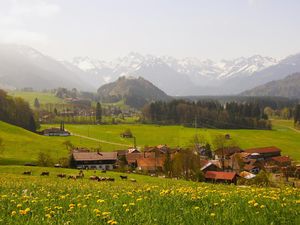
[204,171,238,184]
[71,151,118,170]
[136,157,165,172]
[40,121,70,136]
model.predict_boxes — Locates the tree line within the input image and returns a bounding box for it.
[0,90,37,132]
[142,100,271,129]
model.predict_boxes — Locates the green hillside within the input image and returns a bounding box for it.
[42,120,300,161]
[8,91,63,107]
[1,119,300,165]
[0,121,101,165]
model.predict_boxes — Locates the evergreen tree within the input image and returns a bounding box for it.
[34,98,40,109]
[294,104,300,125]
[95,102,102,124]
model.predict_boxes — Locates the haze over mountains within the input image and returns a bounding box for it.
[1,44,300,97]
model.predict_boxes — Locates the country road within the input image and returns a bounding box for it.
[72,133,133,147]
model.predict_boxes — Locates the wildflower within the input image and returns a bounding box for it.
[11,211,16,216]
[97,199,105,203]
[194,206,200,210]
[260,205,265,209]
[129,203,135,206]
[45,214,51,219]
[122,204,127,207]
[69,203,75,208]
[210,213,216,217]
[254,203,259,207]
[25,208,30,213]
[17,204,22,208]
[102,212,111,216]
[93,209,101,214]
[107,219,118,224]
[125,208,129,212]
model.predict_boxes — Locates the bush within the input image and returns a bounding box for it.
[37,152,53,167]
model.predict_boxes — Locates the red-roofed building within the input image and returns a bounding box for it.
[204,171,237,184]
[271,156,291,167]
[244,146,281,159]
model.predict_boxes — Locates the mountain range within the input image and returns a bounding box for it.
[1,44,300,97]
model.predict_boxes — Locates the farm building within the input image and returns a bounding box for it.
[204,171,238,184]
[71,151,118,170]
[41,127,70,136]
[244,146,281,160]
[136,157,165,172]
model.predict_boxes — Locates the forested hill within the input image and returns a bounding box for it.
[241,73,300,99]
[97,76,172,108]
[0,89,37,132]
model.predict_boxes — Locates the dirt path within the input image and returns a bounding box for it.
[72,133,132,148]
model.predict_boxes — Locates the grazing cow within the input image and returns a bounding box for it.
[130,178,136,182]
[120,175,127,180]
[89,176,100,181]
[23,171,32,175]
[40,172,49,176]
[106,177,115,182]
[68,175,77,180]
[57,173,66,178]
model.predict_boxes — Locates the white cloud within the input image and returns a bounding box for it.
[10,0,61,17]
[0,0,60,44]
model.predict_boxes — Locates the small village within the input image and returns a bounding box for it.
[69,144,299,185]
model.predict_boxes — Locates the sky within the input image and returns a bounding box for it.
[0,0,300,61]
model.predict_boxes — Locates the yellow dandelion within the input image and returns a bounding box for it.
[11,211,17,216]
[210,213,216,217]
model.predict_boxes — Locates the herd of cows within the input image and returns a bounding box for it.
[22,170,137,182]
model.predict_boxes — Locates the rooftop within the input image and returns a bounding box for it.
[72,152,117,161]
[205,171,237,181]
[245,146,281,154]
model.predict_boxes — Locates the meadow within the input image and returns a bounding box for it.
[0,165,299,225]
[8,91,64,108]
[1,118,300,165]
[43,120,300,160]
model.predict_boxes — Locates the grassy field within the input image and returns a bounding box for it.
[0,165,299,225]
[1,119,300,165]
[8,91,64,108]
[42,120,300,161]
[0,121,102,165]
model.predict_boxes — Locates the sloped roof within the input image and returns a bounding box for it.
[205,171,237,181]
[72,152,117,161]
[244,164,258,171]
[271,156,291,163]
[239,171,256,179]
[245,146,281,154]
[215,147,243,156]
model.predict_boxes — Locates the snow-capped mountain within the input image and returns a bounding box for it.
[69,53,278,95]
